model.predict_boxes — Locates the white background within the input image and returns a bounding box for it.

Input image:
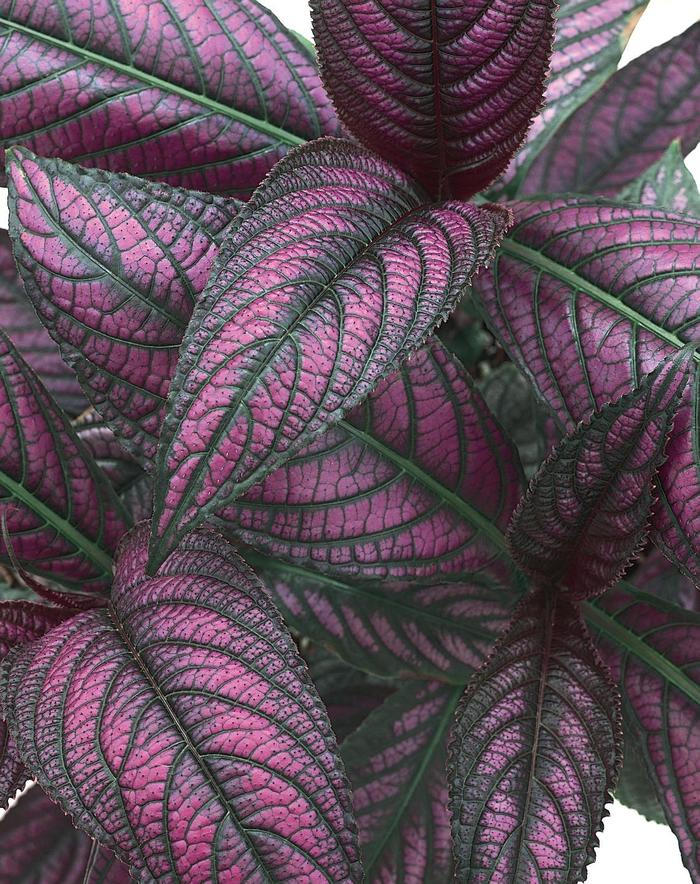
[0,1,698,881]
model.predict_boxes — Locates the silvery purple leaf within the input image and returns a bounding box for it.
[0,523,361,882]
[620,139,700,216]
[502,0,649,192]
[151,139,510,571]
[7,149,239,467]
[250,550,515,683]
[310,0,556,199]
[73,411,143,495]
[448,590,622,883]
[472,197,700,584]
[342,681,459,883]
[0,331,129,597]
[522,23,700,196]
[0,230,85,415]
[508,354,691,598]
[589,586,700,878]
[0,0,340,196]
[0,787,130,883]
[218,339,523,581]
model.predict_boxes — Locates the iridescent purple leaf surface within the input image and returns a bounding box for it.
[151,139,510,570]
[620,139,700,216]
[0,0,340,197]
[248,549,516,683]
[218,339,524,580]
[0,330,129,596]
[588,587,700,878]
[472,197,700,583]
[73,411,143,495]
[0,601,70,809]
[0,523,361,882]
[508,354,690,598]
[522,23,700,196]
[0,230,85,415]
[7,149,239,467]
[0,787,130,883]
[502,0,649,193]
[310,0,556,199]
[342,681,459,883]
[448,590,622,883]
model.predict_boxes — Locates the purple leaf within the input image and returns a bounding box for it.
[0,230,85,415]
[73,411,143,495]
[502,0,649,192]
[310,0,556,200]
[250,550,516,683]
[632,549,700,612]
[0,523,361,882]
[0,787,130,883]
[0,330,129,597]
[218,339,524,580]
[588,586,700,878]
[471,196,700,584]
[0,0,340,197]
[7,149,239,467]
[508,353,691,598]
[341,681,460,883]
[620,139,700,216]
[522,23,700,196]
[448,590,622,883]
[0,601,69,809]
[151,139,510,571]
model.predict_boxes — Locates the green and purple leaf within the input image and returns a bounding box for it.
[0,0,340,196]
[0,230,85,415]
[151,139,510,570]
[0,601,70,808]
[522,23,700,196]
[502,0,649,192]
[472,197,700,584]
[218,339,524,580]
[0,523,361,882]
[508,354,690,598]
[0,330,129,596]
[448,590,622,883]
[7,149,239,467]
[620,139,700,216]
[588,587,700,878]
[342,681,460,883]
[250,550,516,683]
[310,0,556,200]
[0,787,130,883]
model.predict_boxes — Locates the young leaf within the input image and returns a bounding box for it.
[480,363,560,479]
[508,354,690,598]
[448,590,622,883]
[620,140,700,216]
[310,0,556,200]
[0,330,129,595]
[249,550,516,683]
[7,149,239,466]
[588,587,700,878]
[0,0,340,196]
[522,23,700,196]
[0,601,70,809]
[218,339,524,580]
[151,139,510,571]
[342,681,460,883]
[472,197,700,583]
[0,524,361,882]
[502,0,650,193]
[0,787,130,883]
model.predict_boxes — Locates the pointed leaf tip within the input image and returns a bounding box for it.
[507,353,691,598]
[149,140,510,571]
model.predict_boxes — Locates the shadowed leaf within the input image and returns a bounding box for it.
[0,524,361,882]
[620,140,700,216]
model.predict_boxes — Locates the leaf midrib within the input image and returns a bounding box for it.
[0,17,306,148]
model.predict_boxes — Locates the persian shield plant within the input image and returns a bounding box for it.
[0,0,698,881]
